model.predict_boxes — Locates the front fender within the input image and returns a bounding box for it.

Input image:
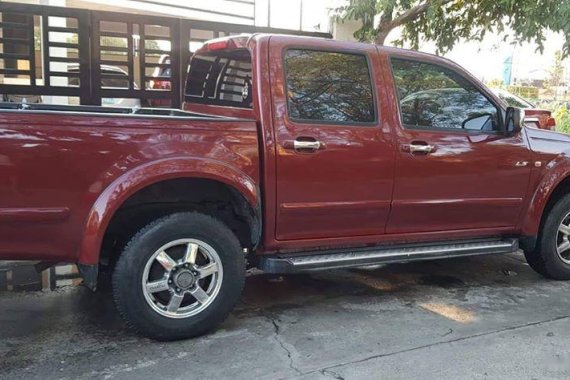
[522,154,570,237]
[77,157,258,265]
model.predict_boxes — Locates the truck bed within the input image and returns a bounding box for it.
[0,101,259,262]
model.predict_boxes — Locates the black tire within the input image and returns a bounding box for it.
[524,194,570,280]
[112,212,245,341]
[523,248,547,276]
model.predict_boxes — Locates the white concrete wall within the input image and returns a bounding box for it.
[331,18,360,42]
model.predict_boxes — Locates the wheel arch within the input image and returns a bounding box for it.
[77,157,260,267]
[522,156,570,247]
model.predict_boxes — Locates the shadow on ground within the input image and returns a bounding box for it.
[2,253,569,379]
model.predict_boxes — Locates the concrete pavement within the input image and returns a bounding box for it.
[1,252,570,379]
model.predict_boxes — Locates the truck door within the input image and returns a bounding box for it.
[385,57,532,233]
[269,38,395,240]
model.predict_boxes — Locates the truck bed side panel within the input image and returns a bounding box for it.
[0,111,259,261]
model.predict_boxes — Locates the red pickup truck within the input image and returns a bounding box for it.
[2,34,570,341]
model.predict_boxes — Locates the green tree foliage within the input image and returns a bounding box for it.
[335,0,570,56]
[555,105,570,134]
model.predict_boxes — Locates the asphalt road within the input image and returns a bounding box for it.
[2,252,570,379]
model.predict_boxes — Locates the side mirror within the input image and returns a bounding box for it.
[462,113,493,131]
[505,107,525,134]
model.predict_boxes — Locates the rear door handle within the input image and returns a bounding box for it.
[283,138,324,152]
[294,140,321,151]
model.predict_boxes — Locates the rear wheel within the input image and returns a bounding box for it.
[112,212,245,341]
[524,194,570,280]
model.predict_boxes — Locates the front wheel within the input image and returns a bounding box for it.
[112,212,245,341]
[525,194,570,280]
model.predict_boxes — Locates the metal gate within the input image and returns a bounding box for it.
[0,3,91,104]
[0,2,330,108]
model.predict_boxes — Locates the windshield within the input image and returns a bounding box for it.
[494,90,533,108]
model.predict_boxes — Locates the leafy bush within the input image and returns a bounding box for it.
[507,86,539,100]
[554,105,570,134]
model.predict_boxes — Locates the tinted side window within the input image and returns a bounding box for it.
[285,49,375,123]
[391,58,500,132]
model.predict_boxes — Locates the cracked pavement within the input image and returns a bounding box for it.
[2,252,570,379]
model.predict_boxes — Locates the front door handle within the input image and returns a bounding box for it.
[401,142,436,154]
[409,144,434,153]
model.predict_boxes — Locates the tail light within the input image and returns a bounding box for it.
[206,40,231,51]
[197,38,237,53]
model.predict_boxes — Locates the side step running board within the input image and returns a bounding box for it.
[259,238,518,273]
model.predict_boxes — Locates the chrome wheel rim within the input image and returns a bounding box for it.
[142,238,223,319]
[556,213,570,264]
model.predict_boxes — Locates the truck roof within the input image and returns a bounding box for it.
[202,33,464,72]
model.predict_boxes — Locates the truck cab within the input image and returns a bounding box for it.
[185,35,537,251]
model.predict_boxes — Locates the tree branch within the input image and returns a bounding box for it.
[375,0,456,44]
[390,2,431,28]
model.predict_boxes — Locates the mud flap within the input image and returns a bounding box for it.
[77,263,98,291]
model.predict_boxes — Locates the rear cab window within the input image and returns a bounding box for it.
[184,46,253,111]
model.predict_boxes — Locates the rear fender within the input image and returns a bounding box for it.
[77,157,258,265]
